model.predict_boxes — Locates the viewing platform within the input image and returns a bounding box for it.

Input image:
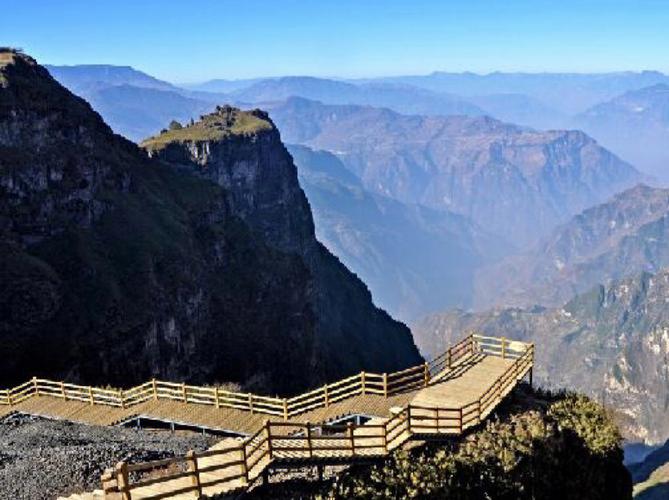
[0,334,534,499]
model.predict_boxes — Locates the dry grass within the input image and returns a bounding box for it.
[141,106,272,152]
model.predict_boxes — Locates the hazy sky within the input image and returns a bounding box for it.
[3,0,669,83]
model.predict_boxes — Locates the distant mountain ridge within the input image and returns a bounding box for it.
[266,97,641,247]
[575,84,669,182]
[367,70,669,114]
[229,75,486,117]
[45,64,178,92]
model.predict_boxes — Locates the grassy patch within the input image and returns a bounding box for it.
[141,105,273,151]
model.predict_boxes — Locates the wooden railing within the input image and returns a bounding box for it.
[0,334,483,421]
[99,335,534,499]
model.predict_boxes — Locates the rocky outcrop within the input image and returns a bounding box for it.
[0,49,420,394]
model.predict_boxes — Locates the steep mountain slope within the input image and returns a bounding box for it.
[0,49,420,394]
[288,145,505,322]
[576,84,669,182]
[266,97,641,246]
[231,76,485,117]
[474,184,669,309]
[414,269,669,444]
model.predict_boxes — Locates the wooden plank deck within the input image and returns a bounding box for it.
[16,335,534,500]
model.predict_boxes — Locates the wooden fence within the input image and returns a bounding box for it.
[99,335,534,499]
[0,333,487,421]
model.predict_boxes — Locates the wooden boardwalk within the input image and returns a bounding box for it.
[0,334,533,499]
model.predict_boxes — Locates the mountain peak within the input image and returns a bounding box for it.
[141,105,274,152]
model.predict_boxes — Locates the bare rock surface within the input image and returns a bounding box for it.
[0,413,216,500]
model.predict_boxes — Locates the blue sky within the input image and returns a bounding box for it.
[3,0,669,83]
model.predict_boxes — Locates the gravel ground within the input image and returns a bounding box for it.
[0,413,218,500]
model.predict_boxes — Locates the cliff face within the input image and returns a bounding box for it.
[0,50,420,394]
[142,106,422,382]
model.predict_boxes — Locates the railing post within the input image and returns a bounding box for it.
[61,381,67,401]
[383,373,388,398]
[407,405,412,434]
[447,348,452,369]
[152,379,158,401]
[381,424,388,453]
[436,408,440,433]
[501,337,506,359]
[347,422,356,457]
[214,386,220,409]
[477,399,482,423]
[248,393,254,413]
[423,362,430,387]
[361,371,366,395]
[115,461,131,500]
[459,408,463,433]
[265,420,273,459]
[240,443,249,484]
[100,469,117,499]
[7,390,12,407]
[89,386,94,406]
[182,383,187,403]
[283,398,288,420]
[306,421,313,458]
[119,389,125,409]
[32,377,39,397]
[324,385,329,407]
[186,450,202,498]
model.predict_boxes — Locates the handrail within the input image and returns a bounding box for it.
[99,334,534,499]
[0,335,533,426]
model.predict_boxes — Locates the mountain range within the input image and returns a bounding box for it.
[266,97,640,247]
[366,71,669,115]
[45,64,669,187]
[0,49,420,393]
[27,59,669,451]
[289,144,504,321]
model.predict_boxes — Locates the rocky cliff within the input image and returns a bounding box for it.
[0,49,420,394]
[415,269,669,444]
